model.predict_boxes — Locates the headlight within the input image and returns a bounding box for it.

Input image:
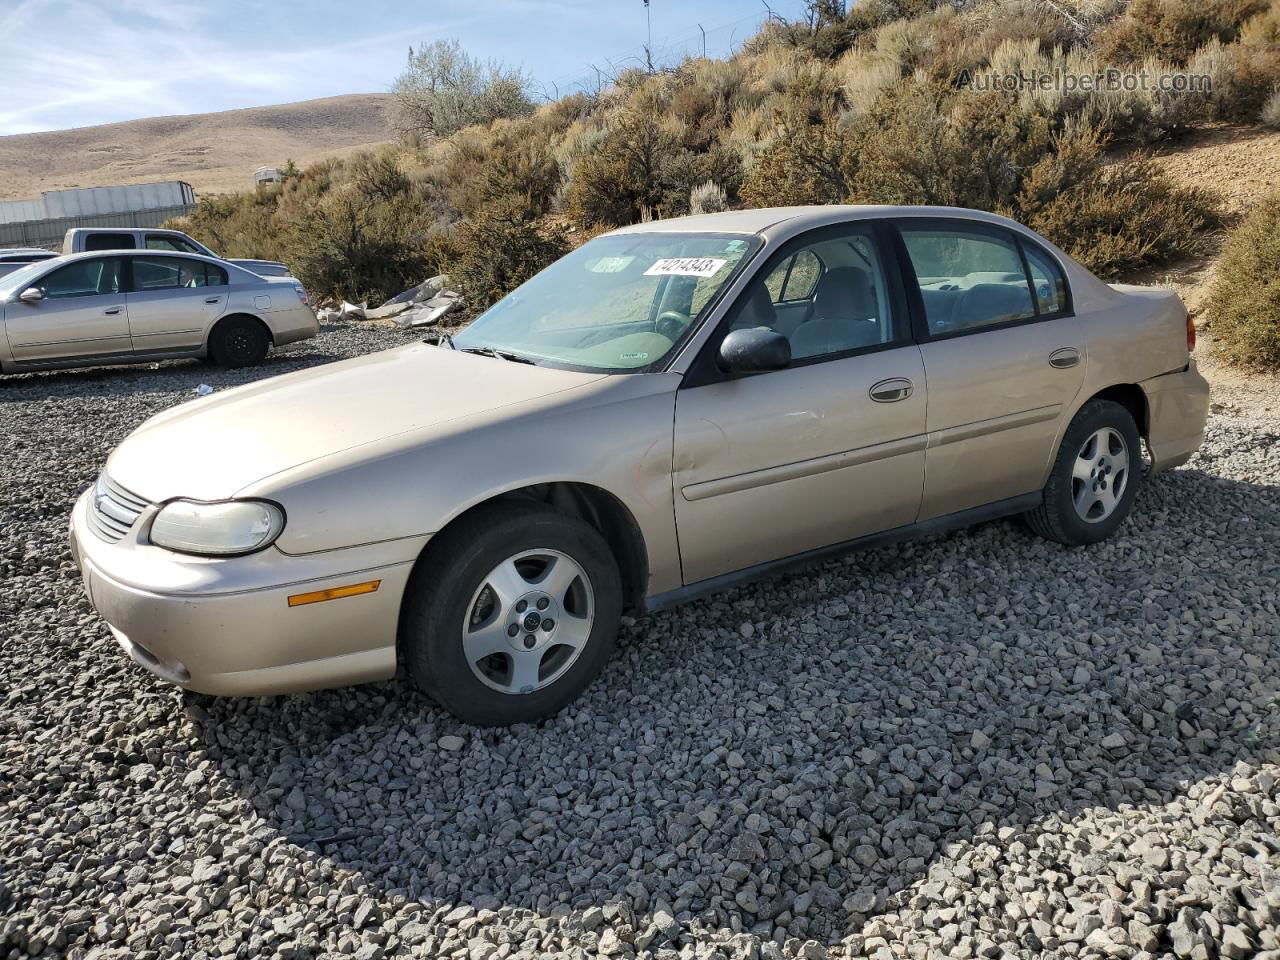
[148,499,285,556]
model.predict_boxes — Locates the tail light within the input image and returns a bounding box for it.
[293,284,310,307]
[1186,311,1196,352]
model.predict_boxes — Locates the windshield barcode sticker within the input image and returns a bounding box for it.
[645,257,727,278]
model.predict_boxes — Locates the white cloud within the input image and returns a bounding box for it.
[0,0,424,134]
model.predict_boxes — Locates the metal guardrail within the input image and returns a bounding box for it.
[0,205,195,250]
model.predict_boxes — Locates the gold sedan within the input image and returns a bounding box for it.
[69,206,1209,725]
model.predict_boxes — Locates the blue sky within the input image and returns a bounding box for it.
[0,0,809,135]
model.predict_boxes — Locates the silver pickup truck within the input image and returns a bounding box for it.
[62,228,291,278]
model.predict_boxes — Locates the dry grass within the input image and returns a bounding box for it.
[0,94,394,201]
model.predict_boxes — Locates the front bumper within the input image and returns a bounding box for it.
[70,490,422,696]
[1140,359,1210,473]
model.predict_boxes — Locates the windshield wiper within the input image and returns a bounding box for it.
[425,332,455,349]
[459,346,537,365]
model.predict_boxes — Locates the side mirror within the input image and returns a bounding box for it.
[17,287,43,304]
[718,327,791,376]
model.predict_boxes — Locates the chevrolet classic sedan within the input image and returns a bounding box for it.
[70,206,1209,725]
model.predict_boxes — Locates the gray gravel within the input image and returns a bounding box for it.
[2,322,1278,960]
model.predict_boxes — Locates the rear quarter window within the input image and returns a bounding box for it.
[84,233,137,252]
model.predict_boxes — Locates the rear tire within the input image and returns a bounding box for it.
[1025,399,1141,545]
[400,504,622,726]
[208,316,269,367]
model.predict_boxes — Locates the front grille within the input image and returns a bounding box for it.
[87,473,151,543]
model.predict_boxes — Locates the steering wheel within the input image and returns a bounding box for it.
[654,309,689,342]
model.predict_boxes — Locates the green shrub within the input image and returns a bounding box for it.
[391,39,534,140]
[1097,0,1266,66]
[1015,128,1221,278]
[447,200,568,311]
[1206,192,1280,368]
[846,87,1053,209]
[438,120,561,220]
[1264,87,1280,127]
[739,106,852,206]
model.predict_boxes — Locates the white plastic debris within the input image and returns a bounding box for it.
[338,300,367,321]
[194,384,214,397]
[364,300,413,320]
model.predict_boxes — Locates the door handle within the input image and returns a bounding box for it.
[1049,347,1080,369]
[869,378,914,403]
[104,307,122,315]
[204,296,222,304]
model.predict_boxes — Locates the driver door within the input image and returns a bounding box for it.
[672,221,928,584]
[4,257,130,363]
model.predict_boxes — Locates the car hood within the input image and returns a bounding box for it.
[107,343,606,502]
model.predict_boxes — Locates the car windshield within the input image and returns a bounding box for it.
[452,232,760,372]
[0,259,58,300]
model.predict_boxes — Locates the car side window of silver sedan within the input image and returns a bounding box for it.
[39,258,123,299]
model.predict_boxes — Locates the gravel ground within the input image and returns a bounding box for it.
[2,321,1278,960]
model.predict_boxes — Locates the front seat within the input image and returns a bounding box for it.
[730,282,777,331]
[790,267,881,359]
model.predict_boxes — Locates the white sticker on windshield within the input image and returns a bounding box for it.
[588,256,635,273]
[644,257,727,278]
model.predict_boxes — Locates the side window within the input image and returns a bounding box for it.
[900,225,1035,336]
[83,233,137,252]
[39,258,122,299]
[730,224,895,362]
[762,250,824,304]
[131,256,183,291]
[1023,242,1067,315]
[131,256,218,290]
[146,234,201,254]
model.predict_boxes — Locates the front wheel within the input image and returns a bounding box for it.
[400,504,622,726]
[1025,399,1142,545]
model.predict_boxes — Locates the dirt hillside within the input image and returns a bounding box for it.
[0,94,394,201]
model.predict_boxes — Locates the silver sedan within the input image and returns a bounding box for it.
[0,250,317,373]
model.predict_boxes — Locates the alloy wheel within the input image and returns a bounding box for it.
[461,549,594,695]
[1072,426,1130,523]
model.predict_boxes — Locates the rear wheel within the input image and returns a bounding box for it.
[1026,399,1141,545]
[400,504,622,726]
[208,316,269,367]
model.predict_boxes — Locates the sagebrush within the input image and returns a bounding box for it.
[1206,192,1280,368]
[177,0,1273,315]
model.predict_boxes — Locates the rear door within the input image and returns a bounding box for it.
[3,257,130,363]
[124,256,229,353]
[893,219,1085,519]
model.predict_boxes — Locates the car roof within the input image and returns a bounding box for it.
[606,204,1041,240]
[48,249,225,265]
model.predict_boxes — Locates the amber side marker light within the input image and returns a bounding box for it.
[288,580,381,607]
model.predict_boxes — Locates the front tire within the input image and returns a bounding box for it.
[208,316,269,367]
[1026,399,1141,545]
[400,504,622,726]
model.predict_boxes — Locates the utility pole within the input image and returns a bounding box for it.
[698,22,706,58]
[644,0,654,73]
